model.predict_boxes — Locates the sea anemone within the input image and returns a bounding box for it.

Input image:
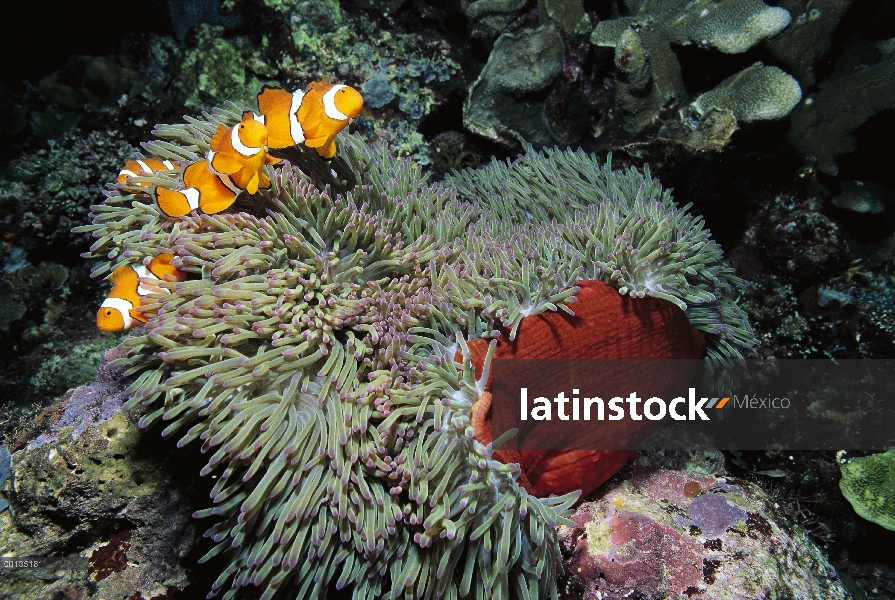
[75,101,756,599]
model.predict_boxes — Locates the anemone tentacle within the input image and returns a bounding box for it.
[77,103,757,599]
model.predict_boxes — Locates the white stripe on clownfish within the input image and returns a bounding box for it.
[322,85,349,120]
[101,297,134,329]
[290,90,306,144]
[182,188,201,210]
[119,159,175,182]
[231,125,261,157]
[134,264,156,295]
[219,174,240,195]
[206,151,246,195]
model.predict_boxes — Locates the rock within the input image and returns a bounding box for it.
[831,180,893,216]
[0,345,211,599]
[464,25,565,148]
[747,195,849,287]
[559,467,850,600]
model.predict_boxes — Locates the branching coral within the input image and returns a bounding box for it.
[76,100,755,598]
[592,0,800,143]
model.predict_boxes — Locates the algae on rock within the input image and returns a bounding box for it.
[461,0,529,37]
[173,24,275,110]
[464,25,565,148]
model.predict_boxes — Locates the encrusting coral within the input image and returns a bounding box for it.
[840,449,895,532]
[75,97,755,598]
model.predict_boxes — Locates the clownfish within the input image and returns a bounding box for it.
[117,158,177,193]
[155,115,280,217]
[256,79,364,159]
[96,253,186,332]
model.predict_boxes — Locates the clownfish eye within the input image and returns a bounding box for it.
[105,310,112,316]
[240,124,245,128]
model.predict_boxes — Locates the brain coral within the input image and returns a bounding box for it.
[76,101,755,599]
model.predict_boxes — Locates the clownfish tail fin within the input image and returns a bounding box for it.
[257,87,291,116]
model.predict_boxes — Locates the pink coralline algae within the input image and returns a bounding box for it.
[27,346,129,450]
[685,492,749,537]
[605,512,703,594]
[559,468,849,600]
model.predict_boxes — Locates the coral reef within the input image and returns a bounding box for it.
[0,280,26,332]
[282,6,460,123]
[537,0,590,34]
[173,24,275,110]
[0,130,134,255]
[37,55,143,111]
[766,0,853,86]
[0,349,210,599]
[356,0,406,16]
[168,0,243,43]
[0,261,70,338]
[5,0,895,597]
[560,467,850,600]
[0,129,134,408]
[787,41,895,176]
[464,25,565,148]
[591,0,799,143]
[72,95,754,598]
[840,449,895,531]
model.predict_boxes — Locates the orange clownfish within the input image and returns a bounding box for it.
[257,79,364,159]
[155,116,280,217]
[117,158,177,193]
[96,254,186,332]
